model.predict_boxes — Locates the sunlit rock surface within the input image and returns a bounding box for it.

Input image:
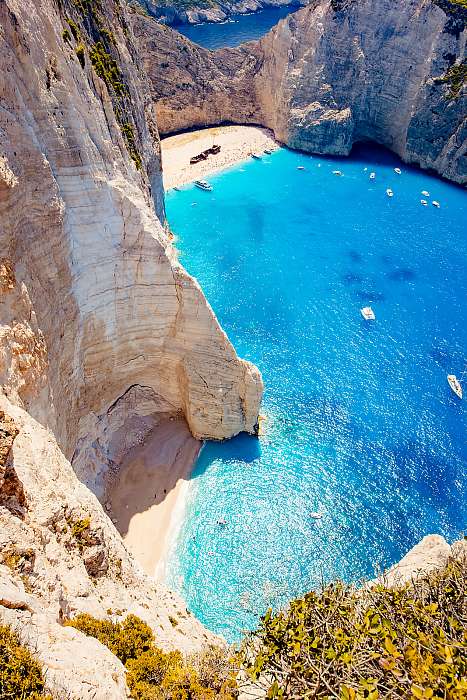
[133,0,466,183]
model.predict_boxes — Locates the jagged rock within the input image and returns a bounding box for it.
[0,397,220,697]
[0,410,26,517]
[132,0,466,183]
[378,534,453,587]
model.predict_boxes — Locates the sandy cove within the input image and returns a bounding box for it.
[108,418,201,581]
[161,125,279,190]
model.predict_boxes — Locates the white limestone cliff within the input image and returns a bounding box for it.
[0,0,262,480]
[0,0,262,694]
[133,0,466,183]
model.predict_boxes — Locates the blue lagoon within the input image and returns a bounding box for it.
[165,144,467,642]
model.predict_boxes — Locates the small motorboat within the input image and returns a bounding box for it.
[421,190,430,197]
[310,512,323,520]
[297,166,305,170]
[363,167,368,172]
[432,200,440,208]
[447,375,462,399]
[251,153,262,160]
[386,188,394,197]
[333,170,343,176]
[370,172,376,180]
[194,179,212,192]
[420,199,428,206]
[394,167,402,175]
[361,306,376,320]
[264,148,273,155]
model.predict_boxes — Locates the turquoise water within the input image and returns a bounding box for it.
[176,6,296,49]
[165,144,467,643]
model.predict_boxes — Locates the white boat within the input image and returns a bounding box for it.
[386,188,394,197]
[361,306,376,320]
[194,179,212,191]
[363,167,368,172]
[447,375,462,399]
[297,166,305,170]
[333,170,343,176]
[432,200,440,208]
[394,167,402,175]
[309,512,323,520]
[421,190,430,197]
[251,153,262,160]
[370,172,376,180]
[420,199,428,206]
[264,148,273,155]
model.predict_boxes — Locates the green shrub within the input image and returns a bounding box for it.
[0,625,52,699]
[65,613,153,664]
[435,61,467,99]
[241,557,467,699]
[66,18,80,40]
[75,43,86,69]
[67,613,238,699]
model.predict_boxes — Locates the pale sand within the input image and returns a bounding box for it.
[109,418,201,581]
[161,125,279,190]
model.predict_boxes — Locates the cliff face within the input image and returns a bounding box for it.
[0,0,263,693]
[134,0,307,26]
[0,0,262,487]
[134,0,466,183]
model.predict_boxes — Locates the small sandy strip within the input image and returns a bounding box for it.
[161,125,279,190]
[108,418,201,581]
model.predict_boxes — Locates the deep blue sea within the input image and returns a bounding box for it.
[176,5,296,49]
[165,144,467,643]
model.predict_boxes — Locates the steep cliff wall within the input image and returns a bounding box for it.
[133,0,466,183]
[0,0,263,693]
[0,0,263,488]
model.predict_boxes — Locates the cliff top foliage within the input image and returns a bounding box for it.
[66,612,238,698]
[241,555,467,699]
[0,625,52,700]
[58,0,143,168]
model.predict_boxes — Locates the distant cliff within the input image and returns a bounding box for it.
[132,0,466,183]
[132,0,308,26]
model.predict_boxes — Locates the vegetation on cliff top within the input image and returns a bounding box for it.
[66,613,238,698]
[59,0,143,169]
[241,556,466,699]
[0,625,52,700]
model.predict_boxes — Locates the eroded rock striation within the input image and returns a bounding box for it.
[133,0,466,183]
[0,0,262,482]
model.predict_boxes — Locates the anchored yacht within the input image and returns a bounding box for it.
[447,375,462,399]
[195,180,212,192]
[361,306,376,320]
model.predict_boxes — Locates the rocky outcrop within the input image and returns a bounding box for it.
[134,0,307,26]
[132,0,466,183]
[0,396,217,698]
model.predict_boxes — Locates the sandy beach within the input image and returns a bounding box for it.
[161,125,279,190]
[108,418,201,581]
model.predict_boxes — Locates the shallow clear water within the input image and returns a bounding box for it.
[176,6,295,49]
[165,144,467,643]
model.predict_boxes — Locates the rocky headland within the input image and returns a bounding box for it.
[132,0,466,184]
[132,0,308,27]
